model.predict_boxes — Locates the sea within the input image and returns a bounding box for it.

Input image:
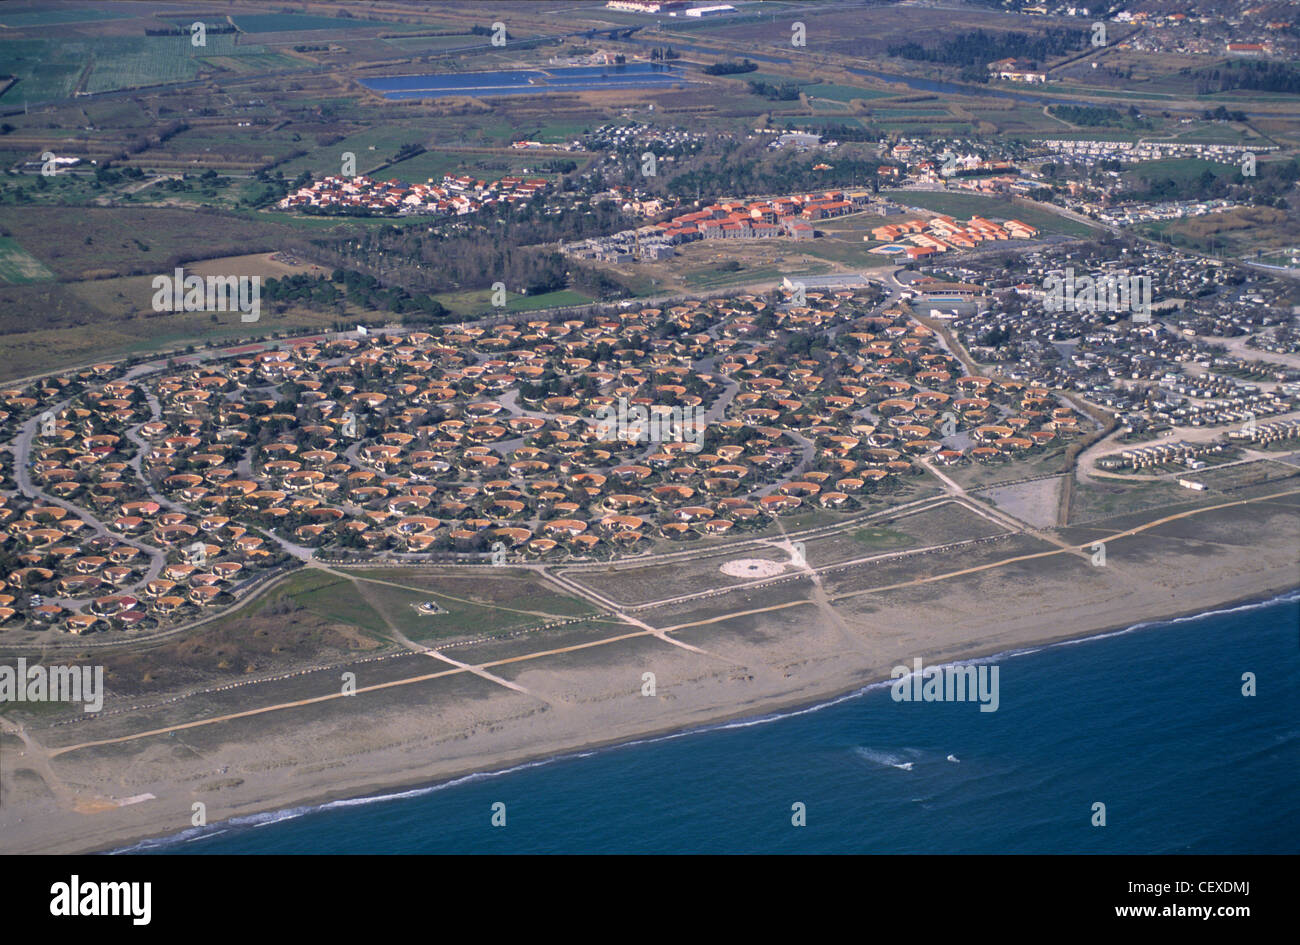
[129,590,1300,854]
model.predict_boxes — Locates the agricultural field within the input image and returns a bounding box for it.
[81,35,301,95]
[0,39,85,103]
[803,83,893,103]
[0,171,108,206]
[779,115,869,131]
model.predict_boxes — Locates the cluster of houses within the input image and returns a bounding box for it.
[1151,373,1290,429]
[2,283,1089,633]
[1092,197,1242,228]
[917,243,1298,458]
[277,173,550,216]
[585,123,710,155]
[1228,417,1300,447]
[0,372,288,633]
[868,214,1038,259]
[563,189,873,262]
[1032,138,1274,169]
[946,174,1041,197]
[882,140,1042,194]
[1097,440,1225,472]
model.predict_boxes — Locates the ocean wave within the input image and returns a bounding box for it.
[115,752,594,852]
[854,747,917,771]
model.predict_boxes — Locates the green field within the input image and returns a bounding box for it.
[432,287,594,316]
[0,39,83,102]
[804,83,892,103]
[0,237,54,284]
[271,127,438,180]
[280,567,602,642]
[781,116,866,130]
[850,525,912,549]
[1122,156,1239,186]
[0,33,313,103]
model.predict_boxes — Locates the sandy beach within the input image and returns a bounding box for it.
[1,493,1297,854]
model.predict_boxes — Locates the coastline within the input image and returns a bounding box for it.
[118,582,1300,854]
[2,525,1297,855]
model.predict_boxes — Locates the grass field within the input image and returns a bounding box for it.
[379,149,583,185]
[271,127,439,181]
[309,566,602,642]
[803,83,893,103]
[781,116,867,130]
[795,237,897,268]
[0,237,54,284]
[849,525,913,549]
[744,72,811,88]
[1123,156,1240,186]
[432,287,594,316]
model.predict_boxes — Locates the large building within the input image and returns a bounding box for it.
[605,0,691,12]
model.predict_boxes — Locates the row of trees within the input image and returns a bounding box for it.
[703,59,758,76]
[1186,61,1300,95]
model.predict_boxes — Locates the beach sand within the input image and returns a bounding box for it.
[1,496,1297,853]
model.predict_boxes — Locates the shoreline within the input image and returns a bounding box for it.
[100,581,1300,855]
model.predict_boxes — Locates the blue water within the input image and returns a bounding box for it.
[360,64,690,99]
[132,592,1300,853]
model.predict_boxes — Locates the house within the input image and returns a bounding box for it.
[990,58,1046,83]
